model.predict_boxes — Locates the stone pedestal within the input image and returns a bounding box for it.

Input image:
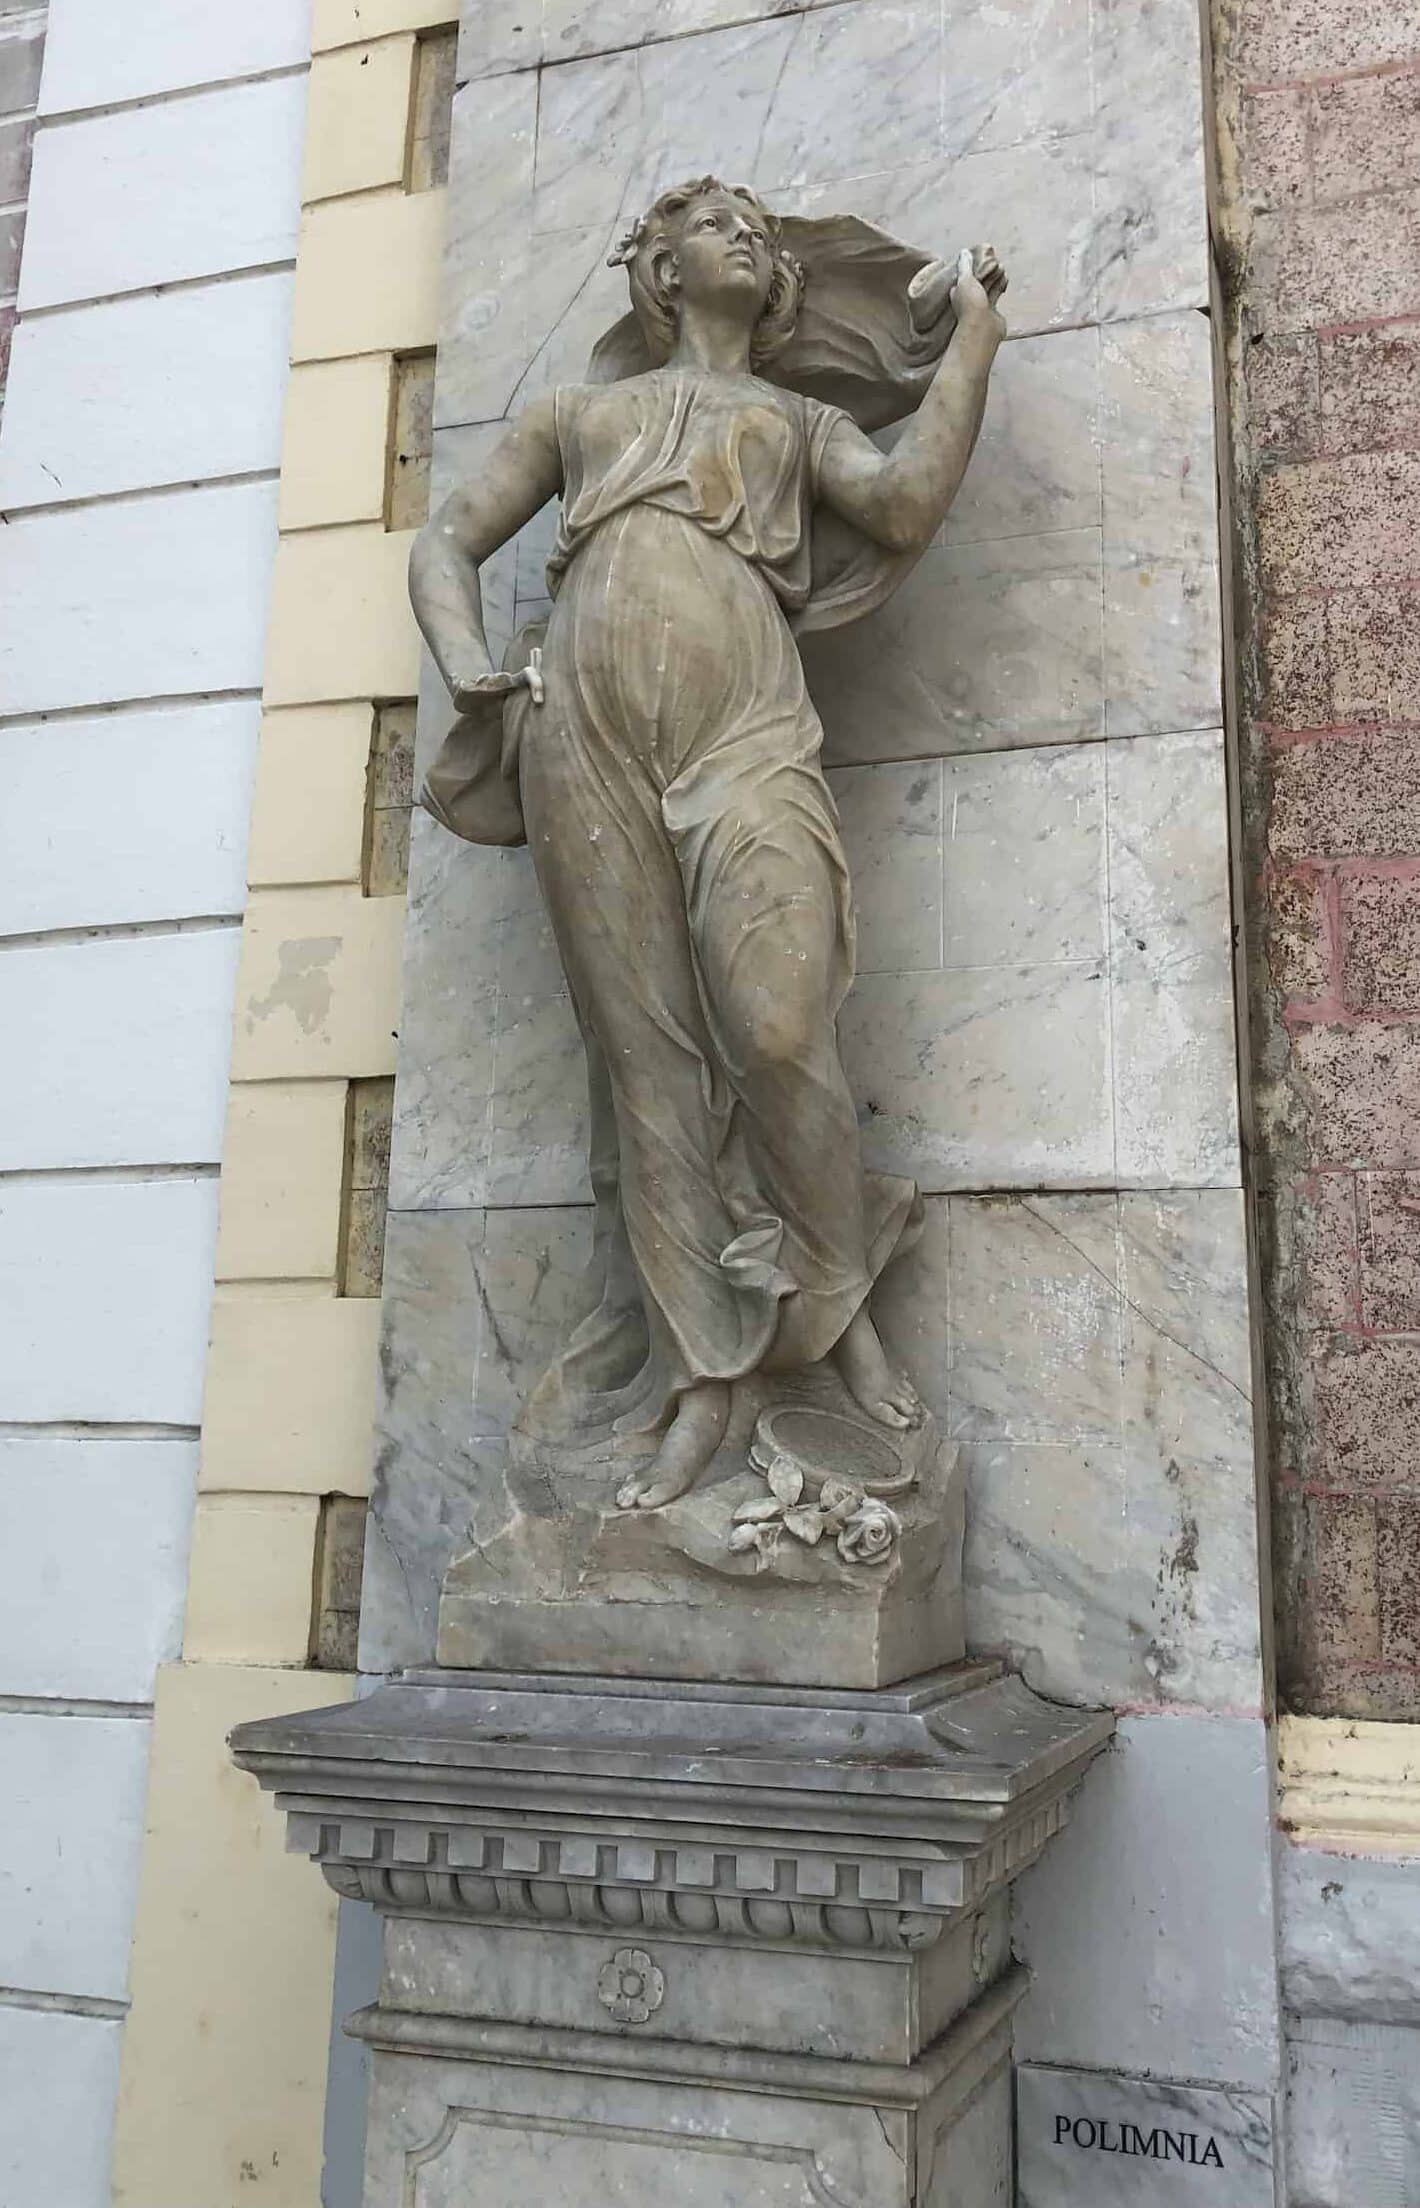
[232,1662,1109,2206]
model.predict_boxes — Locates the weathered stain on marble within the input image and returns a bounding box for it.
[360,1203,596,1672]
[948,1190,1263,1711]
[1108,730,1240,1188]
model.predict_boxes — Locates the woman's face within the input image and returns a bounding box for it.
[665,191,774,318]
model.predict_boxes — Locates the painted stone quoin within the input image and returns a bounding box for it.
[410,178,1007,1642]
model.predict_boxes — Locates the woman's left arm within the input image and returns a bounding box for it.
[816,250,1007,555]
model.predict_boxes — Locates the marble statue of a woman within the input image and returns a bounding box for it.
[410,178,1006,1515]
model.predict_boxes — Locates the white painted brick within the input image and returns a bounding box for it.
[19,76,306,310]
[0,272,293,508]
[39,0,311,115]
[0,1439,194,1701]
[0,479,279,716]
[0,1712,151,2000]
[0,701,257,936]
[0,1178,218,1423]
[0,2007,122,2208]
[0,929,241,1169]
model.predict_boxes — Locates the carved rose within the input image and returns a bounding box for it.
[835,1499,901,1565]
[597,1946,664,2025]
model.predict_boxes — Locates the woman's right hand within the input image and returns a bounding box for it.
[450,650,544,713]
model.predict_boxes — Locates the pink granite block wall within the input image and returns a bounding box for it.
[1219,0,1420,1715]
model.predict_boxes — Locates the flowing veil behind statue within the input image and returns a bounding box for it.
[588,210,961,633]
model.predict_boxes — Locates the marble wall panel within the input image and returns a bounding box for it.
[1013,1713,1280,2091]
[392,732,1239,1207]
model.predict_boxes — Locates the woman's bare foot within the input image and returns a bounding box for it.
[832,1306,923,1430]
[615,1381,730,1510]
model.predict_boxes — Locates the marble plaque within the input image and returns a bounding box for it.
[1017,2066,1276,2206]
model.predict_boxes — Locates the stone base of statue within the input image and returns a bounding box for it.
[437,1365,966,1689]
[232,1663,1110,2208]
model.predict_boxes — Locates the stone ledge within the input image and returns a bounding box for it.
[231,1665,1111,1957]
[347,1959,1027,2115]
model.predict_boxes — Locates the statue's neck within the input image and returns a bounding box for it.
[667,303,755,377]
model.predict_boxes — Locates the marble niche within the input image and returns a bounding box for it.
[234,0,1283,2202]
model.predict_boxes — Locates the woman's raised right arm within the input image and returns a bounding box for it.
[409,394,563,709]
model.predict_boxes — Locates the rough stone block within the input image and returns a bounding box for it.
[1357,1171,1420,1330]
[1258,597,1330,729]
[0,1437,193,1702]
[1241,86,1309,211]
[1238,0,1420,77]
[1253,193,1420,335]
[1339,871,1420,1010]
[1274,1489,1382,1689]
[0,1712,151,2001]
[0,12,42,116]
[1328,588,1420,724]
[1289,1171,1361,1331]
[19,78,305,311]
[1377,1495,1420,1666]
[1311,70,1420,205]
[1268,866,1333,1004]
[1271,729,1420,859]
[1316,1336,1420,1488]
[1320,326,1420,456]
[1290,1021,1420,1167]
[0,111,31,203]
[1258,451,1420,596]
[1246,330,1318,458]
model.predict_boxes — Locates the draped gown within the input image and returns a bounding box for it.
[514,366,920,1441]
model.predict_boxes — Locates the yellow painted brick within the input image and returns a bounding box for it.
[111,1663,351,2208]
[304,36,417,203]
[248,704,373,888]
[230,887,405,1080]
[291,188,444,362]
[185,1493,322,1664]
[278,357,392,532]
[216,1080,347,1283]
[313,0,457,49]
[202,1295,381,1496]
[264,524,421,707]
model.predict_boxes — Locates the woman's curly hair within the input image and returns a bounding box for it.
[608,176,804,371]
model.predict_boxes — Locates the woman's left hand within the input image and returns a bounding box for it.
[950,245,1008,343]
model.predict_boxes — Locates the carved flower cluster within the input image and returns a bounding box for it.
[597,1946,665,2026]
[729,1459,901,1567]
